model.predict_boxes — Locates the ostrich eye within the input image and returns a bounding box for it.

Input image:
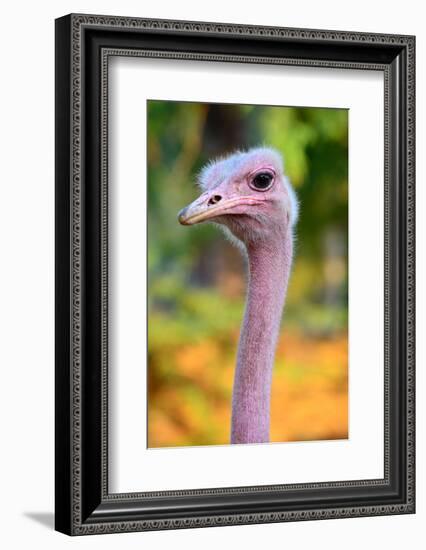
[250,171,274,191]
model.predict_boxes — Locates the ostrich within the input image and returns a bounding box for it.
[178,147,298,444]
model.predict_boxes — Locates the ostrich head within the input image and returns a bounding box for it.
[178,147,298,246]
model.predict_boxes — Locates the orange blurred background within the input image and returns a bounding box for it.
[148,328,348,447]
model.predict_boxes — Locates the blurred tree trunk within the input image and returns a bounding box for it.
[203,104,247,156]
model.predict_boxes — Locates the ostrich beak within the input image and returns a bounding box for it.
[178,192,264,225]
[178,192,214,225]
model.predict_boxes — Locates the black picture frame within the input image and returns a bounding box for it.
[55,13,415,536]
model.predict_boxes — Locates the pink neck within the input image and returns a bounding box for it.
[231,231,292,444]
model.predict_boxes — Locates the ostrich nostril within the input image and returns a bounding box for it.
[208,195,222,206]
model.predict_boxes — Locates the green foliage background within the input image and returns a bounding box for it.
[147,100,349,447]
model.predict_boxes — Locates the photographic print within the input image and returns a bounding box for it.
[147,100,349,448]
[56,15,414,534]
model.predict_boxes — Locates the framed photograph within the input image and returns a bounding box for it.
[55,13,415,535]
